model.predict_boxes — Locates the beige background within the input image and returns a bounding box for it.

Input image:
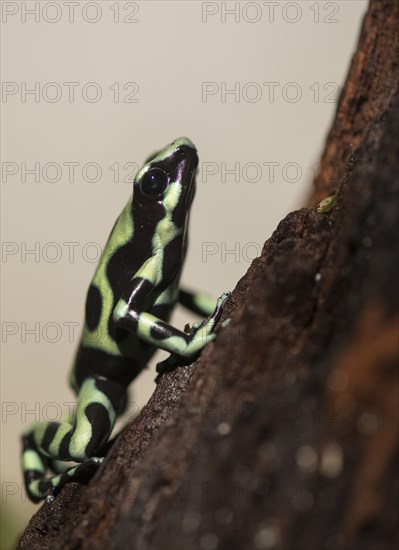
[1,0,367,544]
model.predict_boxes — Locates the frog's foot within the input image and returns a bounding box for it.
[190,291,231,344]
[155,292,231,382]
[25,456,104,504]
[44,457,104,503]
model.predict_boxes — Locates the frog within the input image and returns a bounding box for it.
[22,137,230,503]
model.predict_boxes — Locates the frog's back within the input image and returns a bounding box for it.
[71,200,178,389]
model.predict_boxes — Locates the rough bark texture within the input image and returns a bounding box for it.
[19,1,399,548]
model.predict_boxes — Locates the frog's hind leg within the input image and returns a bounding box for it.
[22,375,126,502]
[23,434,105,502]
[28,455,104,503]
[22,436,49,502]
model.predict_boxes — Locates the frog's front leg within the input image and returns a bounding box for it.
[154,290,230,378]
[22,375,125,502]
[114,290,230,359]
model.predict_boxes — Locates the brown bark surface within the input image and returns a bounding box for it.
[19,1,399,548]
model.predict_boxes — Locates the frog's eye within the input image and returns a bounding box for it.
[139,168,169,199]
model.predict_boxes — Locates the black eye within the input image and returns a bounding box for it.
[139,168,168,199]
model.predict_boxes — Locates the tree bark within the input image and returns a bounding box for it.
[18,1,399,548]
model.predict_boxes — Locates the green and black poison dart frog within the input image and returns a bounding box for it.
[22,137,230,503]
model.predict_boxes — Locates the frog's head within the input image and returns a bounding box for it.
[133,137,198,256]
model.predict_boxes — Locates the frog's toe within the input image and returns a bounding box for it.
[220,317,231,329]
[45,492,55,504]
[91,456,104,465]
[214,291,231,315]
[46,456,104,500]
[218,291,231,304]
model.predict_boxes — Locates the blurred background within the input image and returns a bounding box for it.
[1,1,367,546]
